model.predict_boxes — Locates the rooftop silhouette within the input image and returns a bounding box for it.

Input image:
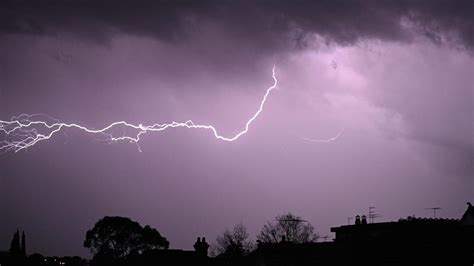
[1,203,473,266]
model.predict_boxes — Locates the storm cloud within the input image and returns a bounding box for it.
[1,0,473,50]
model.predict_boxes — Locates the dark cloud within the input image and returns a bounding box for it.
[0,0,472,50]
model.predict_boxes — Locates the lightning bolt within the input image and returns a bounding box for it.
[0,66,278,153]
[300,128,344,143]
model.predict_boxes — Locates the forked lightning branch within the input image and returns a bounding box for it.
[0,66,341,154]
[0,67,279,153]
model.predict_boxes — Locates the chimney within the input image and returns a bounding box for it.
[193,236,209,257]
[361,215,367,225]
[355,215,361,225]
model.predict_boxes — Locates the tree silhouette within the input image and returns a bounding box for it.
[84,216,169,262]
[140,225,170,251]
[257,213,319,243]
[214,223,253,258]
[9,230,21,255]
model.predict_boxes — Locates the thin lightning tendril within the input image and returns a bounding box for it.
[300,128,344,143]
[0,66,279,153]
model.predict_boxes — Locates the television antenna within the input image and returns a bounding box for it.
[425,207,441,218]
[347,217,353,225]
[368,207,382,223]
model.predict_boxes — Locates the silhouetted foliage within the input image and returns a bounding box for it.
[84,216,169,262]
[9,230,21,255]
[140,225,170,251]
[27,253,44,265]
[21,231,26,257]
[213,223,253,258]
[257,213,319,243]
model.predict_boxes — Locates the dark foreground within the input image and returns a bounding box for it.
[2,203,473,266]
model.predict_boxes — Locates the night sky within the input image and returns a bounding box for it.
[0,0,473,258]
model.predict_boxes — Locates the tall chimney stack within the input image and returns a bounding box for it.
[355,215,361,225]
[193,236,209,257]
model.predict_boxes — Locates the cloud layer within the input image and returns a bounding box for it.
[1,0,473,50]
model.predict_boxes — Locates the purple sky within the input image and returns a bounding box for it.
[0,0,473,257]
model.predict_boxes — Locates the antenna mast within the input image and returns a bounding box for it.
[425,207,441,218]
[368,207,382,223]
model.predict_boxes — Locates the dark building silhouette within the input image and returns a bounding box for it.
[252,241,338,266]
[251,203,474,266]
[125,236,211,266]
[328,202,474,265]
[461,202,474,224]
